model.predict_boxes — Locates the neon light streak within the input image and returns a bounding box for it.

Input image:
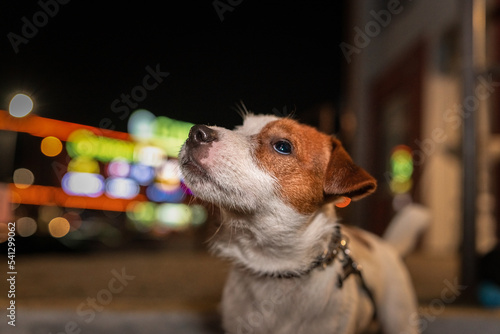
[0,109,130,141]
[8,184,147,212]
[66,130,135,162]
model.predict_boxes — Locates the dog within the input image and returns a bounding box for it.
[179,113,419,334]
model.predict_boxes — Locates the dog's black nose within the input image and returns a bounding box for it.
[188,124,218,145]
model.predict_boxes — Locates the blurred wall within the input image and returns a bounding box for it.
[343,0,498,256]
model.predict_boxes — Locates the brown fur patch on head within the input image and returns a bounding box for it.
[254,118,332,214]
[324,138,377,200]
[254,118,377,215]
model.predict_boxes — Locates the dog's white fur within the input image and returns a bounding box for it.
[179,114,419,334]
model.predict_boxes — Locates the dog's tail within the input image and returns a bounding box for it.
[383,203,431,257]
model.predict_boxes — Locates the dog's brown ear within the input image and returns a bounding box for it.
[324,138,377,201]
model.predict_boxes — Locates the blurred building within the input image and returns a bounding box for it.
[343,0,500,259]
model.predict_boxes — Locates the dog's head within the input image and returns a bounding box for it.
[179,114,376,215]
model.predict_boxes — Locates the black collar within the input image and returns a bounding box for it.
[251,225,362,286]
[241,224,377,319]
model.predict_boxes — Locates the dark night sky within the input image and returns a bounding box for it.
[1,1,345,131]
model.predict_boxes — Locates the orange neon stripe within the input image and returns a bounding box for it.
[8,184,147,212]
[0,109,131,141]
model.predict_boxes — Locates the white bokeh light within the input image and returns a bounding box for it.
[9,94,33,118]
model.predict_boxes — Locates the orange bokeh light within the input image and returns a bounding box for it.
[41,136,63,157]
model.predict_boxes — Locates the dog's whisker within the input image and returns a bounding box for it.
[206,220,224,244]
[231,100,250,120]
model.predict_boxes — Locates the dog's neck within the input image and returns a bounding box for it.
[211,203,338,277]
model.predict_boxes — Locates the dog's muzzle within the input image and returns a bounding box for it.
[180,125,219,177]
[186,124,218,148]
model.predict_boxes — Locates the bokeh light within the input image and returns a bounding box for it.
[156,203,191,228]
[128,109,156,141]
[9,93,33,118]
[151,116,194,157]
[105,177,140,199]
[157,160,181,189]
[390,145,414,194]
[13,168,35,189]
[41,136,63,157]
[135,145,164,167]
[126,201,156,231]
[48,217,71,238]
[66,129,134,162]
[146,183,186,203]
[17,217,38,237]
[129,164,155,185]
[107,159,131,177]
[68,157,100,174]
[62,172,105,197]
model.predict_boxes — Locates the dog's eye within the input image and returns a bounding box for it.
[273,140,292,155]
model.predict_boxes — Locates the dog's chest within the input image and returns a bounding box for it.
[221,266,367,334]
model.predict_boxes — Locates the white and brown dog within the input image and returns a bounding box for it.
[179,113,419,334]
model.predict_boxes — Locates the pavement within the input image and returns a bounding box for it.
[2,310,222,334]
[1,237,500,334]
[1,308,499,334]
